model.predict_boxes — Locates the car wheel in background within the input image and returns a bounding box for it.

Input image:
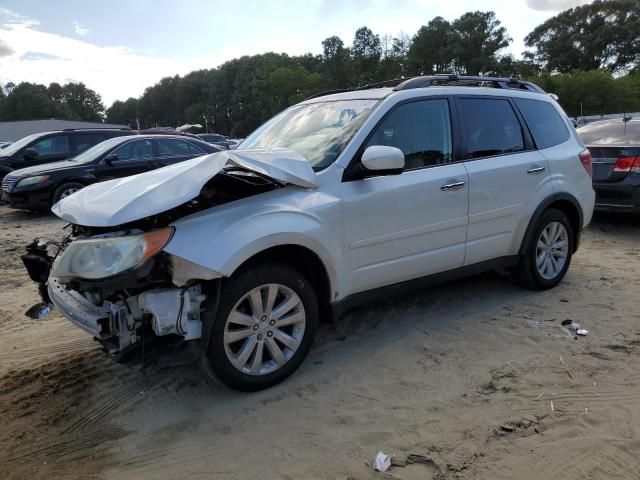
[513,208,574,290]
[52,182,84,206]
[204,263,319,391]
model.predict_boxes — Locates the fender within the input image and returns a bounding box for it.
[0,166,14,179]
[165,207,341,296]
[518,192,584,255]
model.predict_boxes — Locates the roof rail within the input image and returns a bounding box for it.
[61,127,132,131]
[306,74,547,101]
[305,77,407,101]
[392,74,545,93]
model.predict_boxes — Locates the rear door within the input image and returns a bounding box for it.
[341,97,469,294]
[458,96,553,265]
[71,132,109,156]
[93,138,155,181]
[154,138,205,168]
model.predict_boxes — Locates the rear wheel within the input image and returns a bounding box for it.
[513,208,573,290]
[52,182,84,206]
[204,264,318,391]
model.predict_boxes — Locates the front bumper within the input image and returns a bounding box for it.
[2,189,51,210]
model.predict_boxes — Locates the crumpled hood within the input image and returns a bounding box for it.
[52,148,317,227]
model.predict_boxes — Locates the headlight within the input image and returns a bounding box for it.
[52,227,174,280]
[17,175,49,187]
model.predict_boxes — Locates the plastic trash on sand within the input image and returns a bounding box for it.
[373,452,391,472]
[561,320,588,336]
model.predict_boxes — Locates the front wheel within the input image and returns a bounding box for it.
[204,264,318,391]
[52,182,84,206]
[513,208,574,290]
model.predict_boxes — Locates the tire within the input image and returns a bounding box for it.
[52,182,85,206]
[204,263,319,391]
[513,208,574,290]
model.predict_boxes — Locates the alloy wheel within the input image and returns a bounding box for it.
[223,283,306,376]
[535,221,569,280]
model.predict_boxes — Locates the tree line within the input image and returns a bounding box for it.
[1,0,638,136]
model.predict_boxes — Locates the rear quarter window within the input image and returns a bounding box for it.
[515,98,570,149]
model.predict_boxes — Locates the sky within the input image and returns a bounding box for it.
[0,0,593,106]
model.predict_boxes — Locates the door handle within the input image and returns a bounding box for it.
[527,166,545,174]
[440,181,465,191]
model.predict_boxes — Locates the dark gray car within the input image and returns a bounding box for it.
[578,118,640,213]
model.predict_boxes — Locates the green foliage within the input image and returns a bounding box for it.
[408,17,456,74]
[528,70,640,117]
[525,0,640,73]
[452,11,511,75]
[0,81,105,122]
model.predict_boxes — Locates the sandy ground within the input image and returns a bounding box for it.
[1,204,640,480]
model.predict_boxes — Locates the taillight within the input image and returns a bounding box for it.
[579,149,592,177]
[613,155,640,174]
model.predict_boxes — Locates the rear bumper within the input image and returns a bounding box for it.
[593,179,640,213]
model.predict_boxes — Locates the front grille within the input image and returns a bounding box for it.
[1,175,18,193]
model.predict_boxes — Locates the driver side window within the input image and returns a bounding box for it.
[365,99,452,170]
[31,135,69,156]
[111,139,153,161]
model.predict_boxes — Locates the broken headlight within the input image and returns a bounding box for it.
[52,227,174,280]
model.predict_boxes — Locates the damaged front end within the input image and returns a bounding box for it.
[23,228,216,361]
[21,148,316,362]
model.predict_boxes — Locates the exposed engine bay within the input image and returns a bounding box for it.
[22,166,282,360]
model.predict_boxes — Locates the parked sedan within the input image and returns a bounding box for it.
[1,135,220,211]
[578,118,640,213]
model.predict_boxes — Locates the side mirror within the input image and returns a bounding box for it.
[361,145,404,172]
[103,154,118,165]
[23,148,39,159]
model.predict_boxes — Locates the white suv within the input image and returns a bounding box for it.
[24,75,595,390]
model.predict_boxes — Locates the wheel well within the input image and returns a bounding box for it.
[50,180,88,203]
[233,245,333,322]
[547,200,581,252]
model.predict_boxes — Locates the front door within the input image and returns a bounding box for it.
[341,98,469,295]
[19,134,70,168]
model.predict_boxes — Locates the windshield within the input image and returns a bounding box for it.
[69,135,135,163]
[238,99,379,170]
[0,132,47,156]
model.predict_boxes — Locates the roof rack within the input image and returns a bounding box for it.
[306,74,546,100]
[393,74,545,93]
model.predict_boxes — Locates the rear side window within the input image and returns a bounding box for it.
[515,98,569,149]
[75,133,107,154]
[157,138,192,156]
[365,98,453,169]
[187,142,207,155]
[459,98,525,159]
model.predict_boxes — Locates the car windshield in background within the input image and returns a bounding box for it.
[578,119,640,146]
[0,132,46,156]
[238,99,379,170]
[70,135,134,163]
